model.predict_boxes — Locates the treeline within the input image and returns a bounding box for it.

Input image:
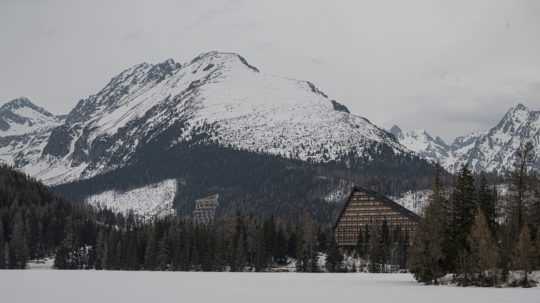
[54,140,437,225]
[0,164,348,272]
[410,142,540,287]
[349,222,411,273]
[54,211,347,272]
[0,164,98,269]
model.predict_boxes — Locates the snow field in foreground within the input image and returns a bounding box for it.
[1,271,538,303]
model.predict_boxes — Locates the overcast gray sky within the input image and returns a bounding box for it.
[1,0,540,142]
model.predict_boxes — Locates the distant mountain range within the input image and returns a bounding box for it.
[1,51,537,218]
[391,103,540,174]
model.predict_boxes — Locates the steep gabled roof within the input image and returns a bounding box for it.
[333,186,421,229]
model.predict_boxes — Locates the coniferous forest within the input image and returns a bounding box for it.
[0,164,346,272]
[410,143,540,287]
[1,139,540,288]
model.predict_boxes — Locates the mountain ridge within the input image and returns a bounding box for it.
[393,103,540,173]
[1,51,420,187]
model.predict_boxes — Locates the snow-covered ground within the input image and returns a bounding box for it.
[392,189,432,215]
[85,179,177,218]
[1,271,538,303]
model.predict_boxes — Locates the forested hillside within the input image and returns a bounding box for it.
[0,165,96,269]
[410,143,540,287]
[54,142,436,224]
[0,165,347,272]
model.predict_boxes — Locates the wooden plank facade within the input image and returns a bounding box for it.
[334,187,420,248]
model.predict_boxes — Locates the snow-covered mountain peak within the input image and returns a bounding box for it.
[393,103,540,174]
[496,103,532,129]
[7,52,413,185]
[188,51,260,73]
[0,97,62,136]
[389,126,449,164]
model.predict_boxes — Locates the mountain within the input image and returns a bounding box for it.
[1,51,435,220]
[389,126,450,165]
[0,97,64,169]
[0,97,62,136]
[456,103,540,173]
[13,51,413,185]
[393,103,540,174]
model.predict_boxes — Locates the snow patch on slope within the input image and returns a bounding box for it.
[392,190,432,215]
[85,179,177,219]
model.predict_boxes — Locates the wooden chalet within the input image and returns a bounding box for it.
[334,187,420,249]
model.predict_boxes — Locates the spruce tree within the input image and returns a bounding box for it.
[368,225,383,273]
[535,228,540,270]
[274,228,288,265]
[144,228,157,270]
[511,224,536,287]
[287,231,298,260]
[467,209,499,286]
[477,175,496,233]
[529,183,540,238]
[0,218,4,269]
[11,212,29,269]
[95,230,107,270]
[509,141,535,238]
[157,237,170,271]
[254,226,267,272]
[409,166,447,284]
[325,236,343,273]
[448,165,476,271]
[355,227,366,258]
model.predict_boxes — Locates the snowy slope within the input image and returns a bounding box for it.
[85,179,177,219]
[12,51,409,185]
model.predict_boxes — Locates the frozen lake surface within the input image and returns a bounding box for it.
[1,271,538,303]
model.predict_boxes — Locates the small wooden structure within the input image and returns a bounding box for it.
[334,187,420,248]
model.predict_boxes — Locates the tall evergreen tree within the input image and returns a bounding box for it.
[477,174,496,233]
[144,228,157,270]
[95,230,108,270]
[368,224,384,273]
[156,237,170,271]
[511,224,536,287]
[409,165,447,284]
[535,228,540,270]
[355,226,367,259]
[325,236,343,273]
[273,228,288,265]
[509,141,535,237]
[287,230,298,260]
[0,218,5,269]
[11,212,29,269]
[448,165,476,271]
[467,209,499,286]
